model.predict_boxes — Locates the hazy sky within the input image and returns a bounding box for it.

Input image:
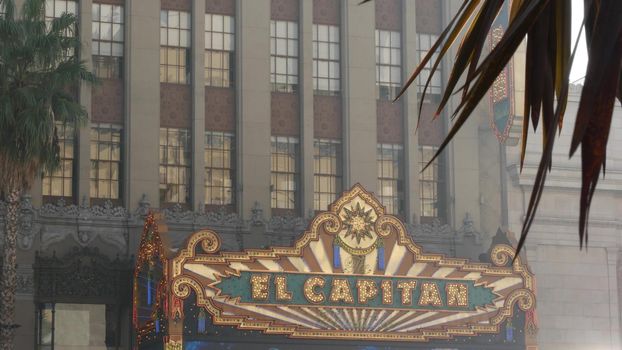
[570,0,588,84]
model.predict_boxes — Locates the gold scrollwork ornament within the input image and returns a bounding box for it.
[200,231,221,254]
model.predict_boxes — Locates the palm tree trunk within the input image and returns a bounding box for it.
[0,188,20,350]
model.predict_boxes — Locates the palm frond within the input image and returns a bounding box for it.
[371,0,622,254]
[0,0,94,191]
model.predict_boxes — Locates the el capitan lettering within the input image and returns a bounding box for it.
[216,271,492,312]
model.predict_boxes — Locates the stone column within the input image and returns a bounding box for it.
[191,0,206,211]
[341,0,377,192]
[299,0,314,218]
[125,0,161,209]
[77,0,93,206]
[607,247,621,348]
[402,0,420,225]
[443,0,481,231]
[236,0,271,219]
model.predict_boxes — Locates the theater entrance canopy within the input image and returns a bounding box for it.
[133,185,538,350]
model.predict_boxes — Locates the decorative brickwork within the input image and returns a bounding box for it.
[375,0,402,31]
[417,102,444,146]
[92,79,124,124]
[205,0,235,15]
[94,0,125,5]
[313,95,341,139]
[271,0,298,21]
[415,0,442,34]
[271,92,300,136]
[271,207,297,218]
[313,0,340,25]
[160,84,192,128]
[161,0,191,11]
[205,87,236,131]
[377,99,403,143]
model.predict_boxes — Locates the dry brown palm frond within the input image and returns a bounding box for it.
[364,0,622,254]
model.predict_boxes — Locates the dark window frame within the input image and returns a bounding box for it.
[204,131,235,206]
[159,127,192,205]
[313,138,342,211]
[377,143,404,216]
[375,29,402,100]
[160,10,191,84]
[270,20,299,93]
[271,136,299,210]
[92,3,124,79]
[312,24,340,95]
[205,13,235,87]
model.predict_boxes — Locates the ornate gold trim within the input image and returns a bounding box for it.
[170,184,536,342]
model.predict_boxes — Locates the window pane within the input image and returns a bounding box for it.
[160,28,167,45]
[213,14,223,31]
[113,6,123,23]
[168,11,179,27]
[276,21,287,36]
[179,12,189,29]
[168,28,179,46]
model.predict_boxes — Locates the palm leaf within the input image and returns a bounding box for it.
[366,0,622,254]
[0,0,95,191]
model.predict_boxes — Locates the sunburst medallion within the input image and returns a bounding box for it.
[342,203,375,244]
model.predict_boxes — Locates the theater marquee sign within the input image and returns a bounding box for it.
[171,185,535,342]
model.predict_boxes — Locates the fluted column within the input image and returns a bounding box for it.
[191,0,206,211]
[125,0,161,208]
[402,0,420,224]
[341,0,377,192]
[299,0,314,217]
[77,0,93,205]
[443,0,481,230]
[236,0,272,219]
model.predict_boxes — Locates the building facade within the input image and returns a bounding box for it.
[0,0,564,349]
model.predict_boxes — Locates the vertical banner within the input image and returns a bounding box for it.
[489,2,515,143]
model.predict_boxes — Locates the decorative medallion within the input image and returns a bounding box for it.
[170,184,536,342]
[342,202,374,243]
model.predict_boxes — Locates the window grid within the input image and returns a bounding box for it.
[45,0,77,58]
[271,136,299,209]
[377,143,404,216]
[416,34,442,95]
[159,128,191,204]
[92,3,124,79]
[314,139,342,211]
[205,131,235,205]
[375,29,402,100]
[160,10,191,84]
[42,122,75,198]
[270,20,298,93]
[312,24,340,95]
[420,146,441,218]
[90,124,122,200]
[205,14,235,87]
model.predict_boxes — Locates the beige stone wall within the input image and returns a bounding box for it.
[505,86,622,349]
